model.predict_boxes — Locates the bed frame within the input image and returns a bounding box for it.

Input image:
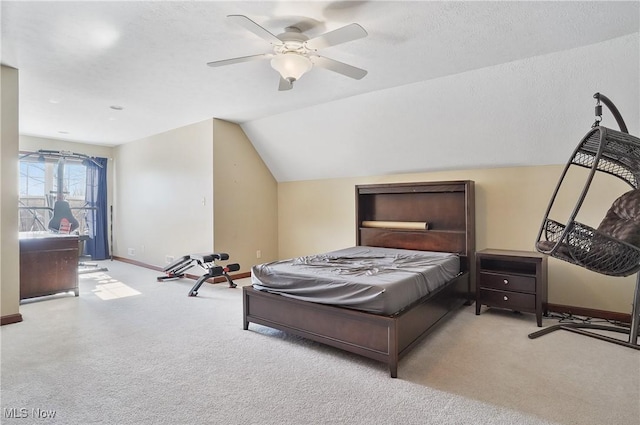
[243,180,476,377]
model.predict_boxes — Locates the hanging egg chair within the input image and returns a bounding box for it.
[530,93,640,349]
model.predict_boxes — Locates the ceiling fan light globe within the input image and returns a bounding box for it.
[271,53,312,81]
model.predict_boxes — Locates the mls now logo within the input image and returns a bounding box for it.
[4,407,57,419]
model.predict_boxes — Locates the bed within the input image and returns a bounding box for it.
[243,180,476,377]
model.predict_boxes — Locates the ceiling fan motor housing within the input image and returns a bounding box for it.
[275,28,313,55]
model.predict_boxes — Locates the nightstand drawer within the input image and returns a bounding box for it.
[478,271,535,293]
[478,288,536,311]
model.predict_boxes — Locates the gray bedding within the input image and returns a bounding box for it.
[251,246,460,315]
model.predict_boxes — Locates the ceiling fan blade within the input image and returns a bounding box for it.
[310,56,368,80]
[227,15,283,45]
[305,23,367,50]
[207,53,271,67]
[278,77,293,91]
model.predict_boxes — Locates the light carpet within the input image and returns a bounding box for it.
[1,260,638,425]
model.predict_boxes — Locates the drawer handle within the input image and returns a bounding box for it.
[503,295,509,301]
[503,279,509,285]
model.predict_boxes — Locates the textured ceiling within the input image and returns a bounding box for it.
[2,1,638,149]
[1,0,640,180]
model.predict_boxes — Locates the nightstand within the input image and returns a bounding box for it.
[475,249,548,326]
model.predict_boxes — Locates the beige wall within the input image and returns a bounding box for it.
[1,65,21,322]
[112,118,277,275]
[19,120,279,276]
[212,119,278,273]
[278,165,635,314]
[114,119,214,267]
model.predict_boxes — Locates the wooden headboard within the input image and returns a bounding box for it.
[355,180,476,285]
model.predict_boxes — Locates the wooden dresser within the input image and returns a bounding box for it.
[19,233,79,300]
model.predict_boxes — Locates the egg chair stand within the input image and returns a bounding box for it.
[530,93,640,349]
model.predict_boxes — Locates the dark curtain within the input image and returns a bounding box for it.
[85,157,109,260]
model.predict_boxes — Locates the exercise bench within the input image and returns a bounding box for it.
[157,253,240,297]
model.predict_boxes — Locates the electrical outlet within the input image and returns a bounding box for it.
[128,248,135,256]
[166,255,174,264]
[256,250,261,259]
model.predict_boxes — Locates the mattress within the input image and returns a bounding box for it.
[251,246,460,315]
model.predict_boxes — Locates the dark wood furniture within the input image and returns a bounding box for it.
[20,233,79,300]
[243,180,475,378]
[475,249,548,326]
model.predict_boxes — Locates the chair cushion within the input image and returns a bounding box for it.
[596,188,640,247]
[48,200,80,232]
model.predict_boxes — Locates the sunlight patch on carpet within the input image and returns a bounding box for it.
[80,270,142,300]
[91,280,141,300]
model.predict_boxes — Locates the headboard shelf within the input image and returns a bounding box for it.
[358,228,466,233]
[356,180,476,283]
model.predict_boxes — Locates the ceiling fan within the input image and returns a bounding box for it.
[207,15,368,91]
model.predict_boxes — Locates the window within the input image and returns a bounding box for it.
[18,155,89,233]
[54,162,87,200]
[19,161,46,197]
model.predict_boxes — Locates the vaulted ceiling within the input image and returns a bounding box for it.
[2,1,639,181]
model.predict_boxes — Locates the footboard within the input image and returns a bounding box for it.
[243,285,398,371]
[243,272,468,378]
